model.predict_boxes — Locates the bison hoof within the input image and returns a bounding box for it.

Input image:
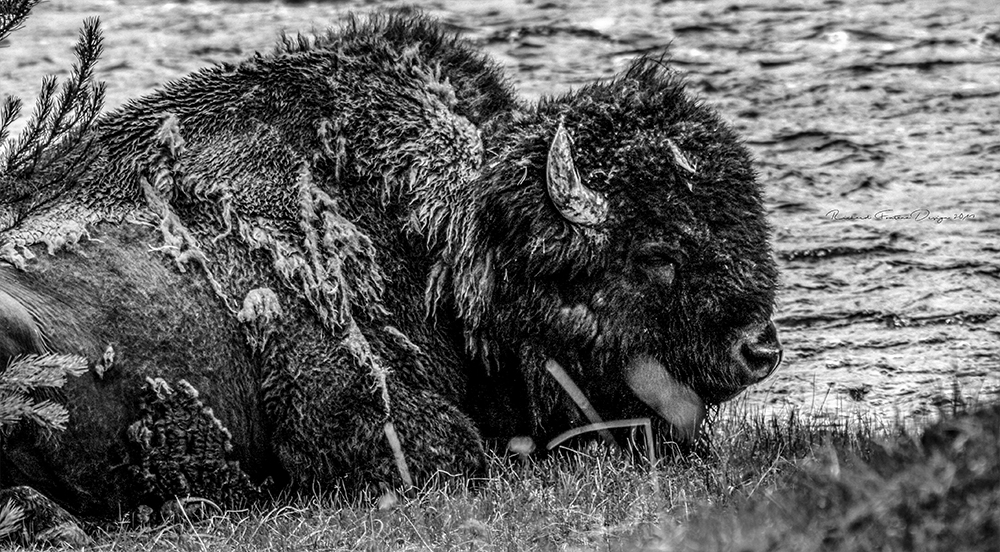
[0,486,92,547]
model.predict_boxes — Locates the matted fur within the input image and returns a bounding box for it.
[0,9,778,518]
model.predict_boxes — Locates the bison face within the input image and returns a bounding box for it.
[461,58,781,438]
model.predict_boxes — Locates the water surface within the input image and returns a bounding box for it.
[3,0,998,424]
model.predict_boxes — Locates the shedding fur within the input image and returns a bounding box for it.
[237,164,386,332]
[139,115,234,312]
[0,10,779,520]
[236,287,284,354]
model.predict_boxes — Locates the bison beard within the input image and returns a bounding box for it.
[0,9,781,524]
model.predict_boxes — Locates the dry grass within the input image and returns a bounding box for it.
[21,395,985,552]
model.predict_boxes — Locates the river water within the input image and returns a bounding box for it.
[3,0,999,425]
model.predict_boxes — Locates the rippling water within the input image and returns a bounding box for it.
[3,0,999,423]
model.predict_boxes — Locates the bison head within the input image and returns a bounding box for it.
[449,58,781,439]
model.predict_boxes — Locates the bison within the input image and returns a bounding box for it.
[0,8,781,529]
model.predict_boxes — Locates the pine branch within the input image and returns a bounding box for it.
[0,0,41,44]
[1,12,105,220]
[0,499,26,540]
[0,390,33,427]
[0,0,37,159]
[33,17,104,162]
[3,17,105,178]
[1,75,56,174]
[0,354,87,435]
[0,353,89,393]
[23,399,70,432]
[0,96,22,148]
[0,391,71,433]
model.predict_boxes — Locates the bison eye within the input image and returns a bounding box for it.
[634,244,681,284]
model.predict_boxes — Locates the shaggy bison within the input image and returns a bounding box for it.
[0,8,781,527]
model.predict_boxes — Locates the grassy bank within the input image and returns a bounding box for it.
[64,398,996,552]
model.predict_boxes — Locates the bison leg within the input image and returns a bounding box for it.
[126,377,264,512]
[271,380,486,491]
[263,333,486,491]
[0,486,91,547]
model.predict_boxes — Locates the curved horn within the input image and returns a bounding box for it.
[546,123,608,226]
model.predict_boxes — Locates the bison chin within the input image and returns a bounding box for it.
[624,356,705,441]
[623,321,783,440]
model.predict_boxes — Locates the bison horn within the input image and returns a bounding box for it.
[546,122,608,226]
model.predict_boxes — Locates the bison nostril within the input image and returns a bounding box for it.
[741,342,782,379]
[739,321,782,380]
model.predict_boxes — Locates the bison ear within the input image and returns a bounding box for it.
[546,123,608,226]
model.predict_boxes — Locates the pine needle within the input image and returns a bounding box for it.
[0,96,23,149]
[0,499,26,539]
[23,399,72,432]
[0,353,88,434]
[1,353,89,392]
[0,0,42,44]
[1,8,105,224]
[0,390,32,426]
[2,16,105,179]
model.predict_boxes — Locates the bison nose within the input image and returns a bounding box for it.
[738,320,782,381]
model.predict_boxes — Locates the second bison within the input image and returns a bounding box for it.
[0,11,781,517]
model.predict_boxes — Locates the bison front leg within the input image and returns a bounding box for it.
[275,382,486,491]
[263,324,486,492]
